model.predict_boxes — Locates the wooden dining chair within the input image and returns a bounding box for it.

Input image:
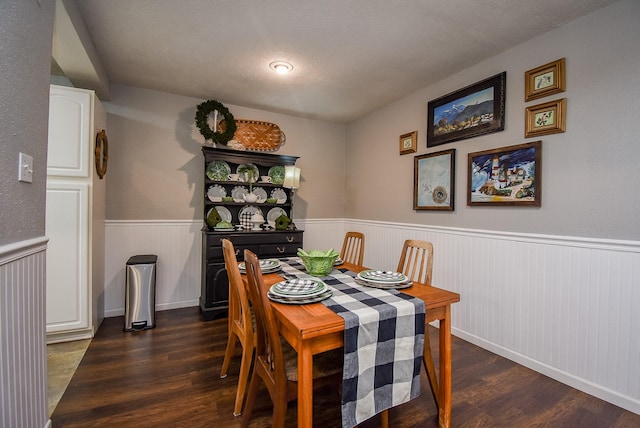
[241,249,344,428]
[396,239,440,407]
[340,231,365,267]
[396,239,434,285]
[220,239,254,416]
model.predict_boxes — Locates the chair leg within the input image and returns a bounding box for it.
[232,344,253,416]
[380,409,389,428]
[241,371,260,427]
[220,332,238,378]
[272,398,288,428]
[423,326,440,408]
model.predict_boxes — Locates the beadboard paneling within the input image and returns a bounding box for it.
[342,219,640,415]
[103,219,640,414]
[0,238,49,428]
[104,221,201,317]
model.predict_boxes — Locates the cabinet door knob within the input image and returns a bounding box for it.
[286,236,294,243]
[277,246,285,253]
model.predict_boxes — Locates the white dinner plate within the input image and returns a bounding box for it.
[267,207,287,227]
[252,187,268,203]
[232,186,249,202]
[207,184,226,202]
[270,188,287,204]
[208,206,232,222]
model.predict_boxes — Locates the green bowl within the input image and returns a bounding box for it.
[266,197,277,204]
[298,250,339,277]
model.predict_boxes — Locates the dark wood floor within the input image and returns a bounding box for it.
[52,307,640,427]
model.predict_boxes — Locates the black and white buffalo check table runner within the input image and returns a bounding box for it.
[278,258,426,428]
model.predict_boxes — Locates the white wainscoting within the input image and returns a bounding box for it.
[104,221,202,317]
[342,219,640,415]
[104,219,640,414]
[0,237,49,428]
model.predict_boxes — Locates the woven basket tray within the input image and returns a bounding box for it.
[218,119,286,152]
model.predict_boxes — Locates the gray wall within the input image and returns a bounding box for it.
[346,0,640,241]
[103,84,346,221]
[97,1,639,243]
[0,0,54,246]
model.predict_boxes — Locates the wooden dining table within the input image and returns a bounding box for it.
[258,261,460,428]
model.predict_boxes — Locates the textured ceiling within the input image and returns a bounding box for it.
[73,0,617,123]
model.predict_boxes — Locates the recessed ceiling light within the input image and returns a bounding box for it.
[269,61,293,75]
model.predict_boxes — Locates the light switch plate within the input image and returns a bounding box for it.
[18,152,33,183]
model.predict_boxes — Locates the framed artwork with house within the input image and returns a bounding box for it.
[467,141,541,206]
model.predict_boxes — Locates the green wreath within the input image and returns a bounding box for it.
[195,100,237,145]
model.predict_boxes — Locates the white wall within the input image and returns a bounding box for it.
[345,0,640,241]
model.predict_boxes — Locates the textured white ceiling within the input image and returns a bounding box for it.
[73,0,617,123]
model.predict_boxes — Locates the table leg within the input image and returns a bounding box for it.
[438,305,452,428]
[298,345,314,427]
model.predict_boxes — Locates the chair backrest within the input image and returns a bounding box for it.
[341,231,365,267]
[222,239,253,343]
[243,249,287,385]
[396,239,434,285]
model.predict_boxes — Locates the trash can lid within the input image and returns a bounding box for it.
[127,255,158,265]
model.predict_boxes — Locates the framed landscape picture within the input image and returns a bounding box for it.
[467,141,541,207]
[427,72,506,147]
[414,149,455,211]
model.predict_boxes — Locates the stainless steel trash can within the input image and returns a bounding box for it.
[124,255,157,331]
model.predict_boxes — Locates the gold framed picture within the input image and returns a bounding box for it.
[399,131,417,155]
[525,98,566,138]
[524,58,565,102]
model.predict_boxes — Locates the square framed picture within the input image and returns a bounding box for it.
[467,141,541,207]
[399,131,417,155]
[427,72,506,147]
[414,149,455,211]
[525,98,566,138]
[524,58,565,102]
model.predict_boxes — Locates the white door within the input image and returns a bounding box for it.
[45,181,90,333]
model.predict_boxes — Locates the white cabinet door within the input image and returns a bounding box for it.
[47,86,92,177]
[45,181,90,333]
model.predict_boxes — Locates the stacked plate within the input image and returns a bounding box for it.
[355,270,413,289]
[239,258,281,274]
[267,278,333,305]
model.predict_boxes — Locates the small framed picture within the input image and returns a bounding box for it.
[414,149,455,211]
[399,131,417,155]
[524,58,565,102]
[467,141,541,207]
[525,98,566,138]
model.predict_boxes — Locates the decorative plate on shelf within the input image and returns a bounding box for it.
[238,205,264,228]
[207,184,226,202]
[252,187,268,203]
[206,160,230,181]
[231,186,249,202]
[270,188,287,204]
[267,207,287,227]
[209,206,232,222]
[236,163,259,183]
[268,165,286,185]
